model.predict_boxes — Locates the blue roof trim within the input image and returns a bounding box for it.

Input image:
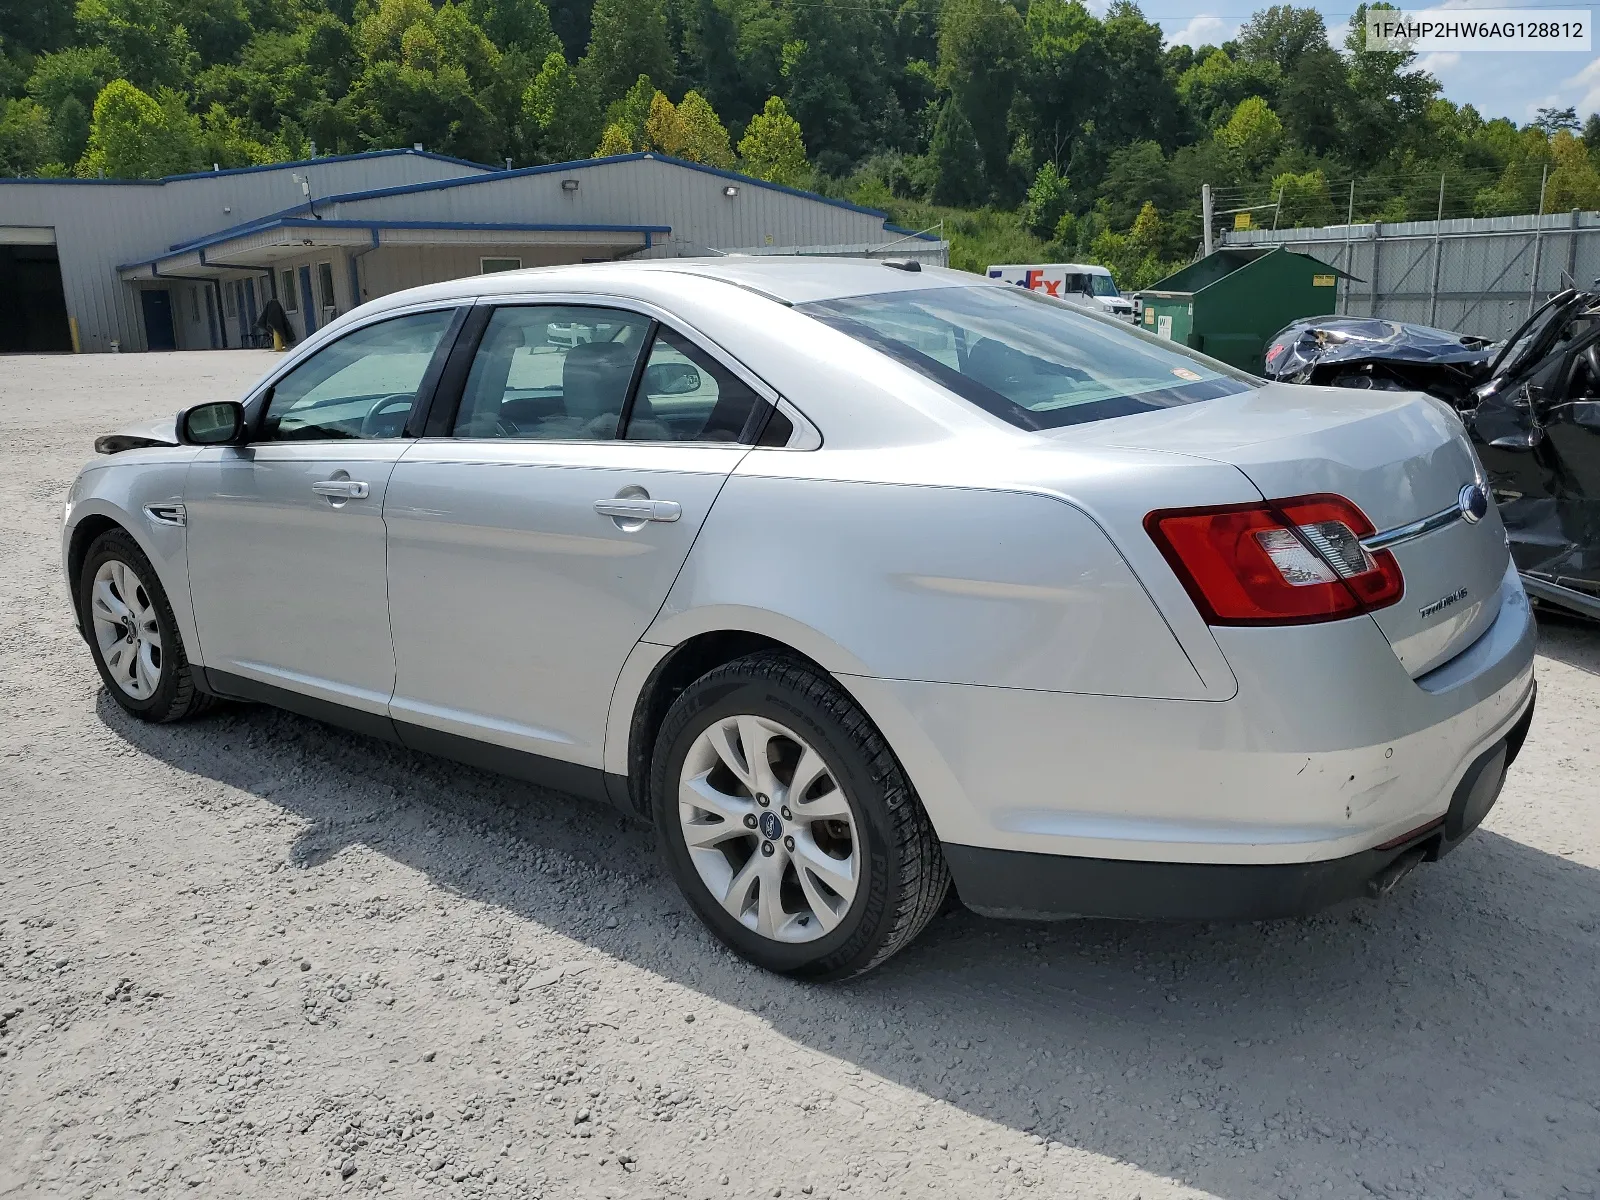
[119,217,669,272]
[0,147,494,187]
[307,151,898,225]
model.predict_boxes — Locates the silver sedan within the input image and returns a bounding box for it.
[64,258,1537,979]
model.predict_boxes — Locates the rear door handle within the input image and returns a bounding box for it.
[312,480,370,499]
[593,498,681,522]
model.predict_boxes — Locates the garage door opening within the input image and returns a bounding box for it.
[0,242,72,352]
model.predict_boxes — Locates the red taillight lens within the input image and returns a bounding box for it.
[1145,494,1403,626]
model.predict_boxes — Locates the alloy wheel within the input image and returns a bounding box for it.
[90,559,163,700]
[677,715,860,944]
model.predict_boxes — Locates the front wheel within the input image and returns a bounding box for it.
[78,528,213,723]
[651,653,949,980]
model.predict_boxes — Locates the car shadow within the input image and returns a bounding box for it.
[1531,606,1600,677]
[95,681,1600,1200]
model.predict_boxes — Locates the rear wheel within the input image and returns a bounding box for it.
[651,653,948,980]
[78,528,213,723]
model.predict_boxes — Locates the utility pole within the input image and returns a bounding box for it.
[1428,172,1446,326]
[1340,179,1355,315]
[1201,183,1214,257]
[1271,185,1284,231]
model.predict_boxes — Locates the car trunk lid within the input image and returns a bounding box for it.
[1071,383,1511,677]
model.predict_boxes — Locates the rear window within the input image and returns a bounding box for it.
[798,285,1256,431]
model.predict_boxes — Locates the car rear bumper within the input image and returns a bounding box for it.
[842,559,1537,890]
[944,686,1534,920]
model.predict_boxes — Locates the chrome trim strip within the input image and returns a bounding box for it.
[1360,503,1461,553]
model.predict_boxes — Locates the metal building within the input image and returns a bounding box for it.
[0,149,943,353]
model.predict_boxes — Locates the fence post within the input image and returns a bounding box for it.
[1428,173,1446,326]
[1528,164,1549,316]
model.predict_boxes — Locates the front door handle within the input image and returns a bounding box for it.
[593,498,681,523]
[312,479,370,499]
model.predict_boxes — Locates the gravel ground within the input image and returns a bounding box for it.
[2,350,1599,1200]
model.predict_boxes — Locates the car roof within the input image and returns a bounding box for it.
[387,256,990,311]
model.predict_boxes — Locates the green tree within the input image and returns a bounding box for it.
[600,72,655,147]
[74,0,195,89]
[466,0,558,57]
[580,0,670,105]
[0,98,58,175]
[662,88,732,164]
[1022,159,1070,237]
[77,78,201,177]
[936,0,1025,188]
[26,45,122,112]
[0,0,77,55]
[594,120,630,155]
[1215,95,1282,167]
[1270,167,1334,226]
[1236,5,1327,73]
[737,94,806,185]
[522,49,592,161]
[928,94,984,205]
[1581,112,1600,154]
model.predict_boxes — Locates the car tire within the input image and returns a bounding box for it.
[650,652,949,980]
[78,527,214,724]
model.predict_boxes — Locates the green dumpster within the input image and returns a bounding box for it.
[1135,247,1354,374]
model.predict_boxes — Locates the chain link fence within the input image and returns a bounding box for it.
[1220,211,1600,341]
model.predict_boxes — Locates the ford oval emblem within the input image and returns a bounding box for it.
[1457,483,1489,524]
[759,810,783,840]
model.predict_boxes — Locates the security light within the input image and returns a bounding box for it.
[722,185,739,197]
[561,179,580,191]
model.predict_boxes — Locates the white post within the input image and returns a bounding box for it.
[1202,184,1214,256]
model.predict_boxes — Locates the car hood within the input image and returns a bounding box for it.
[94,414,180,455]
[1264,316,1495,380]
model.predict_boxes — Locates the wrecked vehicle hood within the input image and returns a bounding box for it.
[1264,316,1494,389]
[94,415,181,455]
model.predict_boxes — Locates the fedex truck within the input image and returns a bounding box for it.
[986,263,1136,321]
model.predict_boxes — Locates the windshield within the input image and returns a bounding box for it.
[798,285,1255,431]
[1090,275,1120,298]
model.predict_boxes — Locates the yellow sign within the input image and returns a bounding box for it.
[1312,274,1336,287]
[1144,308,1155,325]
[1234,212,1252,230]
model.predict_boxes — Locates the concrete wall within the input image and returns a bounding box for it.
[0,151,489,352]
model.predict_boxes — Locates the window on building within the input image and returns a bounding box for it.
[280,270,297,312]
[480,257,522,274]
[316,261,335,313]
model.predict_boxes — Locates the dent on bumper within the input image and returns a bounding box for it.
[842,560,1537,869]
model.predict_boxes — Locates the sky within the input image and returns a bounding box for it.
[1109,0,1600,125]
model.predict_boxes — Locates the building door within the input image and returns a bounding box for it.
[140,289,177,351]
[244,278,258,341]
[204,287,219,348]
[0,243,72,352]
[298,265,318,336]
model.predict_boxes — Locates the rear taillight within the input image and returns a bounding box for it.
[1145,494,1404,626]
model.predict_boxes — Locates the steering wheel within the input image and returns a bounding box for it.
[359,393,416,438]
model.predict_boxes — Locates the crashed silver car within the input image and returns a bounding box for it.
[1266,291,1600,621]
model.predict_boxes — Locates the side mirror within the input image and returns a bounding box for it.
[178,400,245,445]
[643,361,702,396]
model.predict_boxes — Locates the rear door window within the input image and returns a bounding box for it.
[451,306,651,440]
[799,285,1255,431]
[623,328,764,442]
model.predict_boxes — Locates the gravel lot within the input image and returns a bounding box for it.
[2,350,1599,1200]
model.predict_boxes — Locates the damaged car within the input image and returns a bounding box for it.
[1265,291,1600,621]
